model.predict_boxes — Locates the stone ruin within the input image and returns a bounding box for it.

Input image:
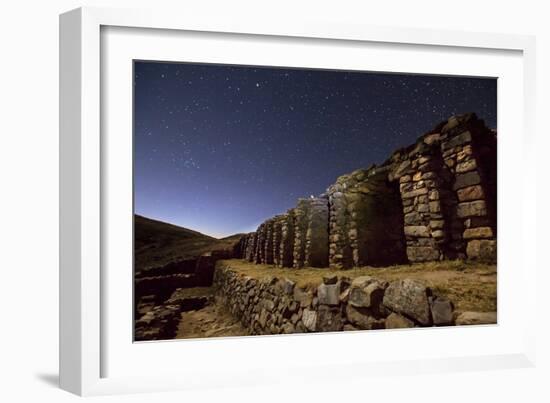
[234,113,497,269]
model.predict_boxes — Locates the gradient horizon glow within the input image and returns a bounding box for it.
[134,61,496,238]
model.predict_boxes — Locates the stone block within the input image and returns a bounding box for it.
[463,227,494,239]
[401,187,428,199]
[302,309,317,331]
[385,312,415,329]
[441,130,472,150]
[457,185,485,202]
[316,305,343,332]
[456,159,477,173]
[348,276,386,309]
[345,305,385,330]
[430,296,454,326]
[453,171,481,190]
[455,311,497,325]
[404,225,430,238]
[317,283,340,306]
[406,246,440,262]
[466,240,497,261]
[457,200,487,218]
[383,279,433,325]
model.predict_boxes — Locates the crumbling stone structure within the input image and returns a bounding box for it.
[235,114,497,269]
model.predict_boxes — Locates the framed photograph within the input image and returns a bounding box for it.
[60,6,537,396]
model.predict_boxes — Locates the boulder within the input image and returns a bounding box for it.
[430,296,454,326]
[385,312,415,329]
[316,305,344,332]
[348,276,386,309]
[455,311,497,325]
[346,305,385,330]
[317,283,340,306]
[302,309,317,332]
[383,279,432,325]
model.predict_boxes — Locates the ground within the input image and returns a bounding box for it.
[218,259,497,312]
[175,293,248,339]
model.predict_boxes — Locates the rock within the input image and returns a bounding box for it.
[456,159,477,173]
[317,283,340,306]
[431,230,445,239]
[281,322,295,334]
[453,171,481,190]
[404,212,421,225]
[258,309,269,328]
[466,240,497,261]
[404,225,430,238]
[441,130,472,150]
[293,287,313,308]
[430,297,454,326]
[383,279,432,325]
[339,287,350,303]
[322,275,338,285]
[457,201,487,218]
[463,227,494,239]
[345,305,385,330]
[423,133,440,145]
[343,324,360,331]
[261,298,275,312]
[281,278,295,295]
[316,305,343,332]
[429,201,441,213]
[385,312,415,329]
[302,309,317,332]
[457,185,485,202]
[401,187,428,199]
[406,246,440,262]
[455,311,497,325]
[348,276,386,309]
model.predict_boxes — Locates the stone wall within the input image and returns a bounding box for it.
[234,114,497,268]
[213,261,494,335]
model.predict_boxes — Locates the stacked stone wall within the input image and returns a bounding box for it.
[213,261,494,335]
[234,114,496,268]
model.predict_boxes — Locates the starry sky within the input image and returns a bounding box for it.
[134,61,496,238]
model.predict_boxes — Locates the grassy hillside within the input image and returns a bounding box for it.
[134,215,243,273]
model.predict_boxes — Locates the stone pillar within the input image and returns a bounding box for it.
[247,233,257,262]
[293,200,311,268]
[305,197,329,267]
[398,147,448,263]
[328,184,354,270]
[254,223,266,264]
[279,210,295,268]
[439,114,497,261]
[263,219,274,264]
[272,216,283,266]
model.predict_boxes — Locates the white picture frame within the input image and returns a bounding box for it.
[60,6,537,396]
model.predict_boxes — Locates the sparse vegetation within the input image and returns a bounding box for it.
[219,259,496,312]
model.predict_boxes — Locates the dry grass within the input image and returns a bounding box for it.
[218,259,497,313]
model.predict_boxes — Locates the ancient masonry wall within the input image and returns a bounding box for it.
[236,114,497,269]
[213,261,489,335]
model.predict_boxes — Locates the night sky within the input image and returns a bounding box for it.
[134,61,496,238]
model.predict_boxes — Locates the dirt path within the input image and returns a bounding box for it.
[175,300,248,339]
